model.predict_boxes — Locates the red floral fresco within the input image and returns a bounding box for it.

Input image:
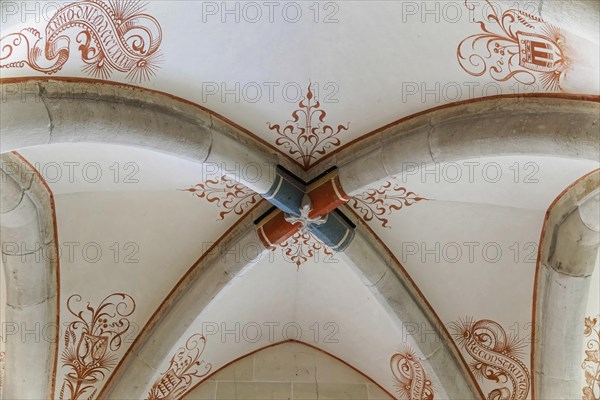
[182,176,262,220]
[0,0,163,82]
[450,318,530,400]
[458,0,567,91]
[268,84,349,169]
[279,231,335,269]
[349,182,427,228]
[185,176,334,269]
[390,348,435,400]
[59,293,136,400]
[184,176,424,267]
[147,333,212,400]
[583,317,600,400]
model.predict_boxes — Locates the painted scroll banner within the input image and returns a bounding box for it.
[0,0,163,81]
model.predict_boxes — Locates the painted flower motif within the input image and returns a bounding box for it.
[349,182,427,228]
[59,293,136,400]
[182,176,261,220]
[586,349,600,364]
[268,83,349,169]
[585,317,597,336]
[582,316,600,400]
[147,333,212,400]
[583,386,596,400]
[279,232,335,269]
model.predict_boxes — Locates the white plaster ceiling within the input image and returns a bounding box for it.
[2,0,599,166]
[7,143,599,399]
[1,1,599,399]
[140,249,451,399]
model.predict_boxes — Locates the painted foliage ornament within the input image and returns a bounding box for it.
[59,293,136,400]
[582,317,600,400]
[458,0,567,91]
[182,176,261,220]
[0,0,163,82]
[349,182,427,228]
[280,231,335,269]
[147,333,212,400]
[268,84,349,169]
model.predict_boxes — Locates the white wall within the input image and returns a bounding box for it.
[184,342,393,400]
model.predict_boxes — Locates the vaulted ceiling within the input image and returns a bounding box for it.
[0,1,599,400]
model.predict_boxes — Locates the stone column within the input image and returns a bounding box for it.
[534,170,600,399]
[0,154,57,400]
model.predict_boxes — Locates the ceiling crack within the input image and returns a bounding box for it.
[314,364,319,399]
[38,83,54,144]
[5,294,54,311]
[426,116,436,163]
[134,349,158,375]
[423,343,442,361]
[204,114,215,164]
[0,186,24,214]
[367,268,387,288]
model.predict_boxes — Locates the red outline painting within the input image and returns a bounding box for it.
[0,0,163,82]
[268,83,349,169]
[583,317,600,400]
[147,333,212,400]
[349,182,427,228]
[59,293,136,400]
[458,0,567,91]
[450,318,530,400]
[390,348,435,400]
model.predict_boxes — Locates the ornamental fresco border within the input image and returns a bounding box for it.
[583,316,600,400]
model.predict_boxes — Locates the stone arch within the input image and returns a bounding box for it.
[0,152,58,400]
[533,169,600,400]
[2,79,599,400]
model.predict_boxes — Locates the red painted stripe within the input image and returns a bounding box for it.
[308,176,350,218]
[256,210,299,247]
